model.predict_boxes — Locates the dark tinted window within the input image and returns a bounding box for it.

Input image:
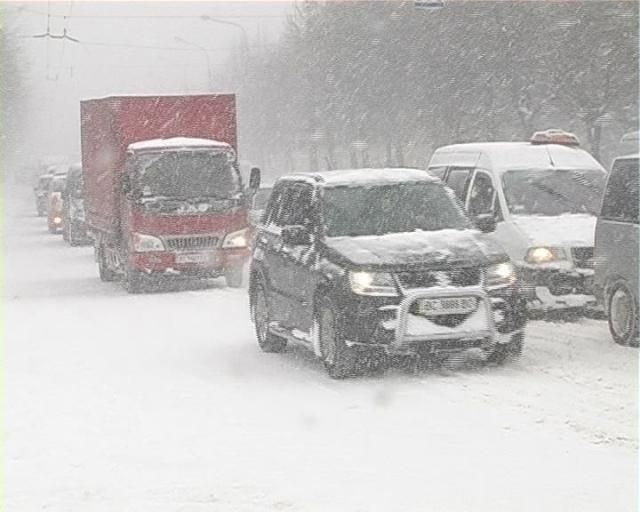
[601,159,639,224]
[445,168,473,202]
[468,172,496,216]
[277,184,313,227]
[322,183,470,237]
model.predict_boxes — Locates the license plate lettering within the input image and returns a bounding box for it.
[176,252,213,264]
[417,297,477,316]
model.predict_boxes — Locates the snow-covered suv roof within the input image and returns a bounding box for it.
[430,142,604,174]
[128,137,232,152]
[281,168,437,188]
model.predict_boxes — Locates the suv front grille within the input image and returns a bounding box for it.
[571,247,594,269]
[397,267,481,289]
[164,236,219,251]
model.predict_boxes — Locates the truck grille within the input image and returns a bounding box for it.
[397,267,481,289]
[571,247,594,269]
[164,236,219,251]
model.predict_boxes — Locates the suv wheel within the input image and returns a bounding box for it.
[488,332,523,365]
[608,281,639,347]
[253,284,287,353]
[123,264,144,294]
[316,297,358,379]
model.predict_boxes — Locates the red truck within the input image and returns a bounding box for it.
[80,94,260,293]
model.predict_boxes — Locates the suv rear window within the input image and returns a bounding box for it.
[601,159,639,224]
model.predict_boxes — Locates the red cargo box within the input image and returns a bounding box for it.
[80,94,237,235]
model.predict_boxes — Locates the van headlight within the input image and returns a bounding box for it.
[349,271,398,296]
[486,262,516,288]
[132,233,165,252]
[525,247,566,264]
[222,228,249,249]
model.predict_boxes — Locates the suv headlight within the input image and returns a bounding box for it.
[525,247,566,264]
[349,271,398,296]
[486,261,516,288]
[131,233,165,252]
[222,228,249,249]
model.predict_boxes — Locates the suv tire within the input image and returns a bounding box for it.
[316,297,358,379]
[607,281,639,347]
[253,284,287,353]
[97,244,118,282]
[487,331,523,365]
[124,264,144,294]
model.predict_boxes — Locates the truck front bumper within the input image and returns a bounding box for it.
[130,248,250,276]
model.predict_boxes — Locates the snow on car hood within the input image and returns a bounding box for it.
[324,229,505,269]
[511,214,596,247]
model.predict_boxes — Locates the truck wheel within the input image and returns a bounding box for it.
[253,284,287,353]
[487,332,523,365]
[124,265,144,294]
[97,245,118,282]
[608,281,639,347]
[225,268,243,288]
[316,297,358,379]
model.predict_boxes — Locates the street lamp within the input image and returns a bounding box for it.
[200,15,249,54]
[174,36,213,89]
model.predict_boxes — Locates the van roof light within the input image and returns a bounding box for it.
[530,129,580,146]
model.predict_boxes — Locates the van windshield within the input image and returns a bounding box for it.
[133,150,240,200]
[503,169,605,216]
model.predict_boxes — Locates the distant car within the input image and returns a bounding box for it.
[47,174,67,234]
[33,173,54,216]
[594,154,639,346]
[249,186,273,227]
[62,163,91,245]
[428,129,607,316]
[249,168,527,378]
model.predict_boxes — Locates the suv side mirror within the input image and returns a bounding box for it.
[249,167,261,191]
[282,225,311,246]
[474,213,497,233]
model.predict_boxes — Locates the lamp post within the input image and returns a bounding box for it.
[174,36,213,89]
[200,15,249,54]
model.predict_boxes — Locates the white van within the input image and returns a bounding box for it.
[427,130,607,314]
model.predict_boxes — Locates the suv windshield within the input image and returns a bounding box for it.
[322,183,470,237]
[503,169,605,216]
[133,150,240,200]
[38,176,53,190]
[50,177,66,193]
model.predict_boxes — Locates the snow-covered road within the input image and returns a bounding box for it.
[5,188,638,511]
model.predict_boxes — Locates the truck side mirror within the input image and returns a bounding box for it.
[249,167,261,191]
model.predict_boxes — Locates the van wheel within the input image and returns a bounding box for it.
[608,281,639,347]
[252,284,287,352]
[317,297,358,379]
[225,267,243,288]
[97,244,118,282]
[488,332,524,365]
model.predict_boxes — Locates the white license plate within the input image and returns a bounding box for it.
[417,296,477,316]
[176,252,213,264]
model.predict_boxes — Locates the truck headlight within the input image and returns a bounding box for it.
[349,271,398,296]
[222,228,249,249]
[132,233,165,252]
[525,247,566,264]
[486,261,516,288]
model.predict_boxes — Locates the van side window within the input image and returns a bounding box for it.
[468,172,497,217]
[279,184,314,227]
[445,168,473,202]
[264,185,285,226]
[601,160,639,224]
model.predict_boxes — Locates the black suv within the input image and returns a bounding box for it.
[249,169,527,378]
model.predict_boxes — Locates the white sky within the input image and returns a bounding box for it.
[8,1,293,160]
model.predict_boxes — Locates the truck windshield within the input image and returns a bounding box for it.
[134,150,240,200]
[322,183,470,237]
[503,169,605,216]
